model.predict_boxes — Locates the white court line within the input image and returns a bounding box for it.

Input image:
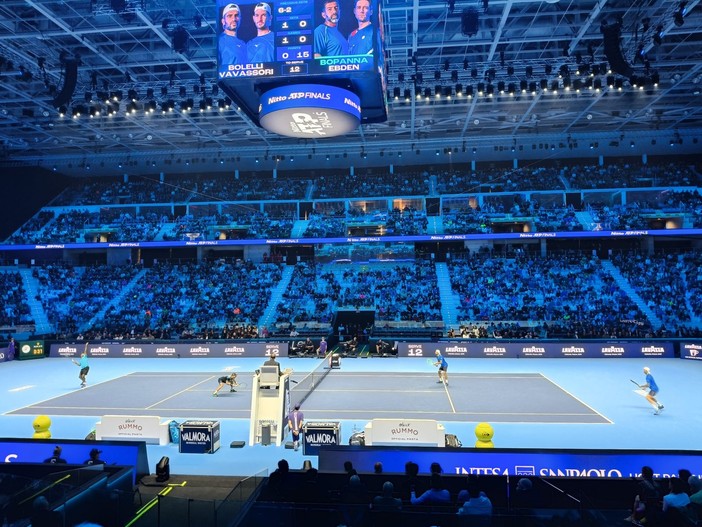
[443,382,456,412]
[539,373,614,424]
[145,376,216,410]
[8,385,35,392]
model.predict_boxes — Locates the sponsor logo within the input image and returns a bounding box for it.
[305,433,338,444]
[90,346,110,356]
[181,431,211,442]
[600,346,625,356]
[521,346,545,356]
[289,111,333,136]
[189,346,211,356]
[539,468,623,478]
[561,346,585,356]
[483,346,506,356]
[155,347,176,356]
[118,419,143,432]
[122,347,143,356]
[641,346,665,355]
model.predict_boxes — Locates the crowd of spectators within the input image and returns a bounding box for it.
[313,170,429,199]
[5,211,55,245]
[256,458,702,526]
[447,252,657,339]
[5,245,702,340]
[0,271,33,328]
[612,252,695,330]
[84,259,283,339]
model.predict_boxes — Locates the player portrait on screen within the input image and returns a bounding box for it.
[348,0,373,55]
[314,0,349,58]
[247,2,275,62]
[219,3,247,66]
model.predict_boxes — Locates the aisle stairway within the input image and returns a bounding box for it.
[600,260,662,328]
[18,268,52,335]
[258,265,295,329]
[290,219,308,238]
[434,262,460,330]
[575,210,595,230]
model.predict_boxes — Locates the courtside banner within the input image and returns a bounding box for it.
[398,341,674,358]
[49,341,287,358]
[680,342,702,361]
[319,446,702,479]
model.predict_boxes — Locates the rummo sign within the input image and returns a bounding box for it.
[398,341,674,358]
[50,341,288,358]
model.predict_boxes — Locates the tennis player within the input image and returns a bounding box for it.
[72,345,90,388]
[213,373,239,396]
[434,349,448,386]
[639,366,664,414]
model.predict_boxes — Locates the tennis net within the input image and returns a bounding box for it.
[290,357,332,407]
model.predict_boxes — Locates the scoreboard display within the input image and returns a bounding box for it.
[217,0,387,136]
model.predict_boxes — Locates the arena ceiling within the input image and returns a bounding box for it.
[0,0,701,177]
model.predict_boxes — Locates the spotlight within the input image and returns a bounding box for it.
[128,89,138,101]
[674,2,687,27]
[146,88,154,98]
[653,26,663,45]
[161,86,168,96]
[434,70,441,81]
[451,70,458,82]
[525,66,533,77]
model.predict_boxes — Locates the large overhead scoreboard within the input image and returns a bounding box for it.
[217,0,387,137]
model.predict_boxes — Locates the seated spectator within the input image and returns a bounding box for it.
[456,479,493,523]
[410,473,450,505]
[371,481,402,512]
[512,477,538,526]
[662,477,691,513]
[373,461,383,474]
[265,459,290,501]
[690,475,702,506]
[339,474,368,527]
[625,465,662,525]
[31,495,62,527]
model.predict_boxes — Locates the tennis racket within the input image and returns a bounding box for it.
[630,379,642,389]
[427,358,437,367]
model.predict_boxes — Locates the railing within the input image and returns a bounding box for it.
[125,469,267,527]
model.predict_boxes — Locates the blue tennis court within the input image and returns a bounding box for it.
[0,356,697,477]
